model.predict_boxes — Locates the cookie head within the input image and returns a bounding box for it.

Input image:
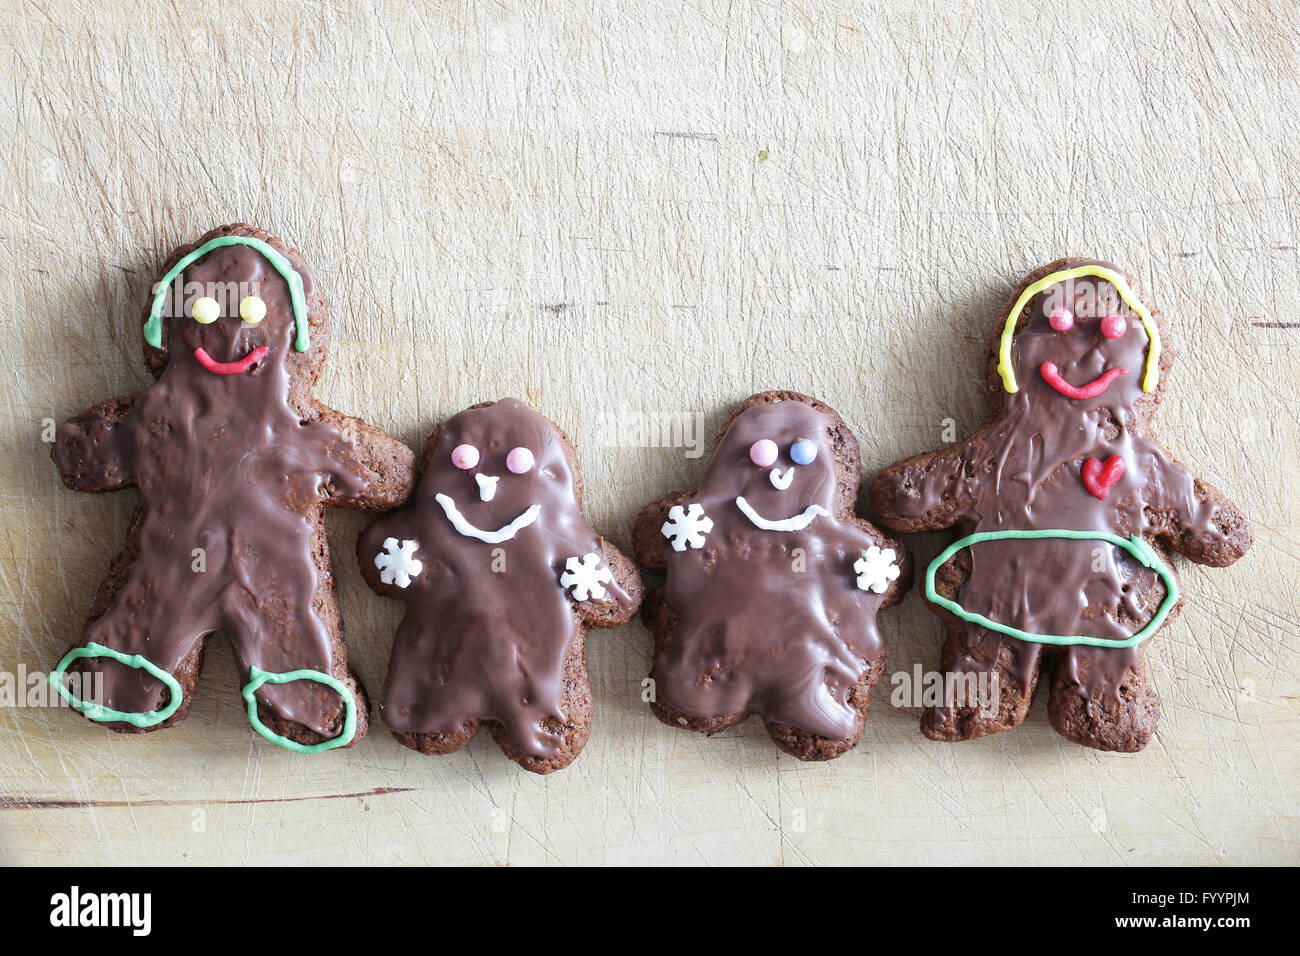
[995,262,1165,413]
[700,400,838,532]
[425,399,579,545]
[141,230,323,381]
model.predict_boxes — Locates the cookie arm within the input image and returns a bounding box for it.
[846,523,913,609]
[568,538,642,627]
[357,509,431,597]
[315,407,416,512]
[1145,461,1253,567]
[631,491,694,571]
[868,445,976,534]
[51,395,137,492]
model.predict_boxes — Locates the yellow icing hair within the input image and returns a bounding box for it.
[997,264,1160,393]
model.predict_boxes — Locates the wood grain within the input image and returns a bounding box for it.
[0,0,1296,865]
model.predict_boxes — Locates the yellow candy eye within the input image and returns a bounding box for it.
[191,296,220,324]
[239,295,267,325]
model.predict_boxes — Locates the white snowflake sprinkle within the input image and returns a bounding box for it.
[661,503,713,551]
[375,537,424,588]
[854,545,900,594]
[560,552,613,602]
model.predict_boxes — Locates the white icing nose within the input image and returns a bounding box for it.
[769,467,794,491]
[476,473,499,501]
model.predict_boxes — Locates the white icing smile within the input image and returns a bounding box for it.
[435,493,540,544]
[476,473,499,501]
[769,467,794,490]
[735,496,828,532]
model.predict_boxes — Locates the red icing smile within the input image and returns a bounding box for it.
[194,346,268,375]
[1040,362,1127,400]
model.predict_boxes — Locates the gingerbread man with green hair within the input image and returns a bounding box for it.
[50,224,414,752]
[870,259,1251,751]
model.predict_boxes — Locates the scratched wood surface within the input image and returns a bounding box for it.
[0,0,1296,866]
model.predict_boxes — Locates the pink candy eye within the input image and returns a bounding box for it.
[506,447,535,474]
[1100,313,1127,338]
[1049,307,1074,332]
[451,444,479,470]
[749,439,778,468]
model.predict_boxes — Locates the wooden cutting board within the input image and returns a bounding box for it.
[1,0,1295,865]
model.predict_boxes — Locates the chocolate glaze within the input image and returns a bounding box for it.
[361,399,637,759]
[872,261,1252,738]
[651,398,905,741]
[52,227,408,741]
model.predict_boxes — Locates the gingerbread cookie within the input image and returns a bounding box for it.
[49,224,415,753]
[633,391,911,760]
[870,259,1252,751]
[358,399,642,774]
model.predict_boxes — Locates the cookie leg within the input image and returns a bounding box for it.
[390,632,590,774]
[1048,646,1160,752]
[488,631,593,775]
[764,657,886,760]
[649,696,747,735]
[54,545,216,733]
[391,721,484,757]
[643,593,748,736]
[922,621,1043,741]
[223,561,368,753]
[381,614,485,757]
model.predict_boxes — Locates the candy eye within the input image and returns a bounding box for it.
[790,439,818,466]
[239,295,267,325]
[450,444,479,470]
[506,447,535,474]
[749,439,778,468]
[192,296,220,324]
[1048,307,1074,332]
[1100,313,1127,339]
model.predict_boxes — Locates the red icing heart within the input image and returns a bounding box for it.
[1081,455,1126,500]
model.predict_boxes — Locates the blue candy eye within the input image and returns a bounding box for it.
[790,439,818,466]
